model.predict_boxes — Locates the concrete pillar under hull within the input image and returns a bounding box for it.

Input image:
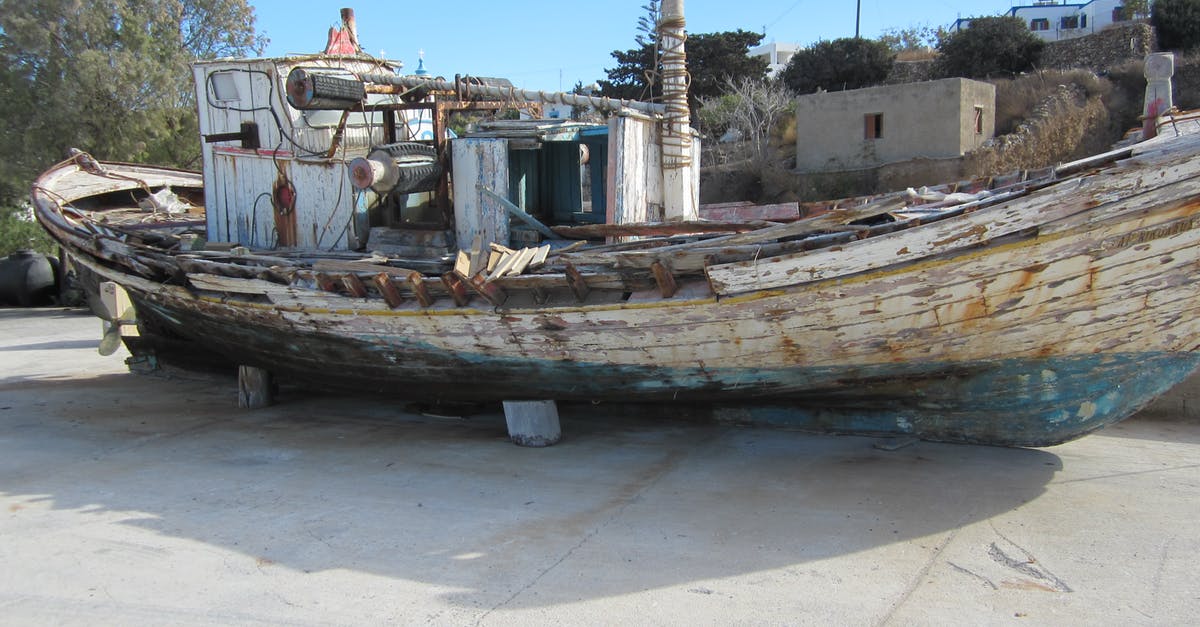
[502,400,562,447]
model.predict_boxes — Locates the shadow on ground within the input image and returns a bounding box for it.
[0,368,1063,609]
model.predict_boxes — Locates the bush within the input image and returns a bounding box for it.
[937,16,1044,79]
[0,205,55,257]
[780,38,894,95]
[1153,0,1200,51]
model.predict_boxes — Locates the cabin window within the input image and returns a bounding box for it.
[210,72,240,102]
[974,106,985,135]
[1061,15,1079,29]
[864,113,883,140]
[1030,18,1050,31]
[1081,14,1087,28]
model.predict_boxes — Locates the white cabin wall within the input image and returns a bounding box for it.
[452,138,510,251]
[194,58,397,250]
[607,111,663,227]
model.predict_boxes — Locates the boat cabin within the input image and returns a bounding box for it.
[192,55,699,265]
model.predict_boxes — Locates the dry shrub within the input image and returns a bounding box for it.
[895,48,938,62]
[991,69,1112,135]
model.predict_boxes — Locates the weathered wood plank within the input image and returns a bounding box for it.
[559,231,859,272]
[699,201,799,222]
[706,165,1200,295]
[312,258,423,277]
[452,139,509,252]
[186,273,292,295]
[550,220,771,239]
[664,195,908,251]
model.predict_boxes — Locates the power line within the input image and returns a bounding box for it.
[764,0,805,32]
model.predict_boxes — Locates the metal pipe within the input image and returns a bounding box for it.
[355,72,667,117]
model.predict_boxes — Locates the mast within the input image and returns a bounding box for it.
[658,0,698,221]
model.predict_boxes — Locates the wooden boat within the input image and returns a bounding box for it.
[29,12,1200,446]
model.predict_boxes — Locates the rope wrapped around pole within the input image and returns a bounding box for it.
[658,0,693,171]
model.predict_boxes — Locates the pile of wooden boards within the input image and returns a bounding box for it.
[454,239,552,282]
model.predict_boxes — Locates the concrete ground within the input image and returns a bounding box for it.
[1,308,1198,625]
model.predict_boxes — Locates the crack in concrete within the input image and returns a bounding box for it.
[875,509,974,627]
[472,430,716,625]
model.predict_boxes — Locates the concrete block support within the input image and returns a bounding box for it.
[502,400,561,447]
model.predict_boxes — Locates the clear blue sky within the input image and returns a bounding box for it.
[249,1,1015,92]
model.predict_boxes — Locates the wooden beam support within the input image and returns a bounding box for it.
[341,273,368,298]
[564,262,590,302]
[440,272,471,306]
[467,273,508,306]
[408,271,435,307]
[315,272,340,293]
[650,260,678,298]
[238,365,274,409]
[373,272,405,308]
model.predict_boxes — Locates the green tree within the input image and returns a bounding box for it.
[599,29,768,113]
[936,16,1043,79]
[0,0,265,207]
[1153,0,1200,51]
[1121,0,1151,20]
[878,25,945,52]
[0,206,55,256]
[779,38,895,95]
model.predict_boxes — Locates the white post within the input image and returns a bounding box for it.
[1142,53,1174,139]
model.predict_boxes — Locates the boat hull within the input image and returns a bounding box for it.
[32,127,1200,447]
[126,286,1200,446]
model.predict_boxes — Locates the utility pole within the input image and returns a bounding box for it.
[855,0,861,38]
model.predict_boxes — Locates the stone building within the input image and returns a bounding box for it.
[793,78,996,172]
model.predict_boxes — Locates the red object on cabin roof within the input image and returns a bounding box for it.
[324,27,357,55]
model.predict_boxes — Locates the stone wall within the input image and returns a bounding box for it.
[885,60,937,85]
[1041,22,1155,71]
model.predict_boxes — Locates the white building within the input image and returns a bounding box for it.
[951,1,1144,41]
[749,42,801,78]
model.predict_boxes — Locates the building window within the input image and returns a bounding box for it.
[1061,15,1079,29]
[974,107,985,135]
[1081,15,1087,28]
[865,113,883,140]
[1030,18,1050,31]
